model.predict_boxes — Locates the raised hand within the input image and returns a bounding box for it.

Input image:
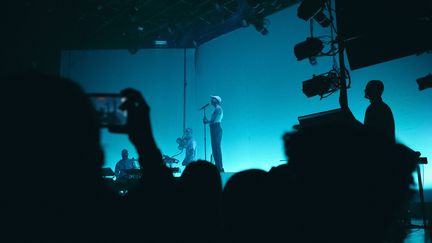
[119,88,161,166]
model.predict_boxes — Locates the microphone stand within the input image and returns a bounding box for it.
[199,103,209,161]
[203,107,207,161]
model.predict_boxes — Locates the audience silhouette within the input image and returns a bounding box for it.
[279,124,416,242]
[0,72,418,243]
[1,72,122,242]
[364,80,396,142]
[222,169,271,243]
[179,160,223,243]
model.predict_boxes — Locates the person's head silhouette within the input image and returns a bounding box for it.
[121,149,129,159]
[184,127,193,139]
[365,80,384,102]
[1,72,113,242]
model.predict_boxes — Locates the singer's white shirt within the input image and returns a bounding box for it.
[211,105,223,123]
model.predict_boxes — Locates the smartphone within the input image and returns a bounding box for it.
[88,93,127,128]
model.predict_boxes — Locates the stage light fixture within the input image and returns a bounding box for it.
[302,71,339,98]
[302,75,331,97]
[294,37,324,61]
[297,0,331,28]
[416,73,432,91]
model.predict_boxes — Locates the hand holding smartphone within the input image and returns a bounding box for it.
[90,89,160,163]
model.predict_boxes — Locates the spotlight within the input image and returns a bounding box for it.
[302,71,339,98]
[302,75,331,97]
[297,0,331,28]
[417,73,432,91]
[294,37,324,61]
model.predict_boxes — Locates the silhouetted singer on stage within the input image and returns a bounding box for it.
[203,95,224,172]
[364,80,395,142]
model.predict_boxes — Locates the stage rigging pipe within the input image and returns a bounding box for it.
[183,48,187,132]
[333,0,349,109]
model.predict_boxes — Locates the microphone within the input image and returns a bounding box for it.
[199,103,209,110]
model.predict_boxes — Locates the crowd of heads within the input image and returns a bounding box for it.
[0,72,419,242]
